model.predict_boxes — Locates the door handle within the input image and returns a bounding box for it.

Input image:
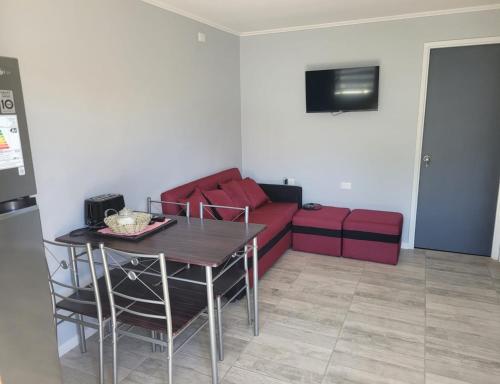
[423,154,431,168]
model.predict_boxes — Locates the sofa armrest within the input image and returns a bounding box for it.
[259,184,302,208]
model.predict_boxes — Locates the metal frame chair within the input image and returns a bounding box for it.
[43,240,106,384]
[75,242,187,354]
[145,197,197,351]
[146,197,190,218]
[100,245,209,384]
[146,197,255,360]
[199,202,253,360]
[146,198,195,275]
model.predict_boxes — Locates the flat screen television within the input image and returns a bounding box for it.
[306,66,379,112]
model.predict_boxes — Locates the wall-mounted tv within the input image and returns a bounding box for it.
[306,66,379,113]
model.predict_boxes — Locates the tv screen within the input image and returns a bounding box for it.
[306,66,379,112]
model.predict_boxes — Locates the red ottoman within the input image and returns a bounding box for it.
[292,206,350,256]
[342,209,403,265]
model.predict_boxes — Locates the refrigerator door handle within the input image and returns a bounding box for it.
[0,202,38,220]
[0,196,37,216]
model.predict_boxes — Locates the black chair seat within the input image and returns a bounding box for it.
[116,286,208,335]
[170,262,247,297]
[57,259,238,335]
[56,290,110,319]
[56,269,139,319]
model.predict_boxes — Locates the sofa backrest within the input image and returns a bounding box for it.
[160,168,242,215]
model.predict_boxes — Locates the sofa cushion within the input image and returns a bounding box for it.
[240,178,270,210]
[343,209,403,235]
[293,206,351,231]
[292,206,350,257]
[342,209,403,265]
[179,188,216,219]
[238,202,297,247]
[220,180,251,209]
[161,168,242,215]
[202,189,241,221]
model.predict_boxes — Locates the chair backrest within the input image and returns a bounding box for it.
[43,240,103,322]
[147,198,190,218]
[199,202,249,223]
[99,245,173,342]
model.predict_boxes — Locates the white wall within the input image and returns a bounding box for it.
[0,0,241,350]
[240,10,500,245]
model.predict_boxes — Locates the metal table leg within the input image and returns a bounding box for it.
[151,331,156,352]
[244,247,252,325]
[205,266,219,384]
[252,237,259,336]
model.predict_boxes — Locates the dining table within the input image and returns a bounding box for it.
[56,215,265,384]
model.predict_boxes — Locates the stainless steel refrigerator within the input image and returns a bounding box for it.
[0,57,62,384]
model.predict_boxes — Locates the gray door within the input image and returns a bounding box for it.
[0,206,62,384]
[415,44,500,256]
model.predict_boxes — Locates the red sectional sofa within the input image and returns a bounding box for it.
[160,168,302,278]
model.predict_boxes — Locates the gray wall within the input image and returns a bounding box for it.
[240,10,500,245]
[0,0,240,351]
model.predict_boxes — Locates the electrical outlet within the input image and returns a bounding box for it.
[340,182,352,190]
[197,32,206,43]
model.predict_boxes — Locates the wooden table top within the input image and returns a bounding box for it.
[56,216,265,267]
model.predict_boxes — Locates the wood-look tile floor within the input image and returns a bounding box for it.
[61,249,500,384]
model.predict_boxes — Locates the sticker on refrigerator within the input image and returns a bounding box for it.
[0,115,24,171]
[0,90,16,114]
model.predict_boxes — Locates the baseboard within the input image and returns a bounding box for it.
[58,328,97,357]
[58,334,79,357]
[401,242,412,249]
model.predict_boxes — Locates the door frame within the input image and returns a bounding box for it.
[408,36,500,259]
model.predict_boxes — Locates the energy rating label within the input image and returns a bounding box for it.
[0,90,16,114]
[0,130,9,149]
[0,115,24,171]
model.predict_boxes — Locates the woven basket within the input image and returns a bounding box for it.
[104,212,152,235]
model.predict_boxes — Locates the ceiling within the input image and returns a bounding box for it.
[142,0,500,36]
